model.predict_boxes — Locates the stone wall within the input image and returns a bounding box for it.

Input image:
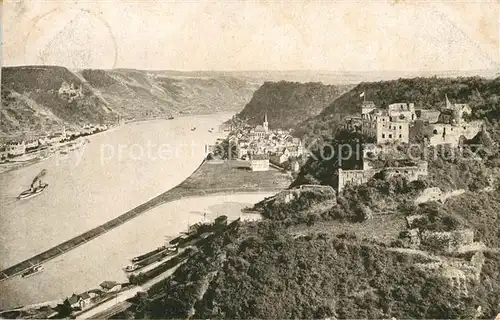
[420,229,475,252]
[375,117,410,144]
[416,109,440,123]
[338,161,428,192]
[361,119,377,139]
[399,228,421,249]
[409,120,483,146]
[428,121,483,147]
[383,161,428,181]
[337,168,377,192]
[415,251,485,297]
[361,101,377,116]
[387,103,416,121]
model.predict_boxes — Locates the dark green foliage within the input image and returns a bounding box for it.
[329,176,428,222]
[53,299,72,318]
[439,191,500,248]
[124,76,500,319]
[410,202,466,232]
[425,144,492,191]
[212,140,239,160]
[140,226,479,319]
[253,188,336,223]
[475,252,500,318]
[291,130,367,188]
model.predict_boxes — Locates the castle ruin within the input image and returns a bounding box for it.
[58,81,84,102]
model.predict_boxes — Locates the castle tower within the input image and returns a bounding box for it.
[263,112,269,132]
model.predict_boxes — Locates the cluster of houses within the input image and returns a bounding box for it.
[0,124,108,160]
[64,281,122,312]
[211,113,305,172]
[337,95,483,192]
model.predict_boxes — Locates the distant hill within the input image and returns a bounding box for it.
[78,69,259,119]
[294,76,500,142]
[147,69,500,85]
[236,81,352,130]
[0,66,260,138]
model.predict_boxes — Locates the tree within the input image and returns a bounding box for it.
[55,299,73,318]
[215,140,239,160]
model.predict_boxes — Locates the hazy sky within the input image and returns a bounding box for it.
[2,0,499,72]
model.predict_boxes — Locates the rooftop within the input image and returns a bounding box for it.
[362,101,376,106]
[252,154,269,160]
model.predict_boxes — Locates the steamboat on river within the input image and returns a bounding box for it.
[18,169,48,200]
[21,265,44,278]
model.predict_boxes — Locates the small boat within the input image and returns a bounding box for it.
[131,246,166,263]
[191,127,196,131]
[18,169,49,200]
[22,265,44,278]
[18,184,48,200]
[124,265,139,272]
[165,246,178,254]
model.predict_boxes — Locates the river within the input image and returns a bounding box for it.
[0,193,271,309]
[0,113,271,309]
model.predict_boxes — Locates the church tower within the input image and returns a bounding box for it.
[263,112,269,132]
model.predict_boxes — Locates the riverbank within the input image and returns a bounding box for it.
[0,113,233,268]
[0,112,290,311]
[0,137,91,175]
[0,109,234,176]
[0,159,291,281]
[0,193,274,314]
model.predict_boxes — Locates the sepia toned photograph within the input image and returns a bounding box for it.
[1,0,500,318]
